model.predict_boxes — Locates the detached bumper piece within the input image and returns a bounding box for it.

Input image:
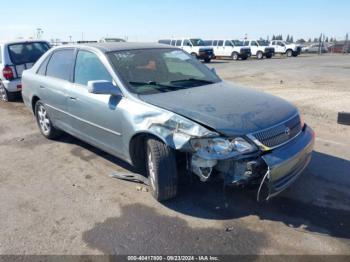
[338,112,350,125]
[259,126,315,201]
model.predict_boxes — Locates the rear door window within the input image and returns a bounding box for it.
[74,50,112,86]
[46,49,75,81]
[8,42,50,65]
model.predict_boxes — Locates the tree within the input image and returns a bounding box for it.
[325,37,329,42]
[296,38,306,44]
[272,35,276,40]
[286,35,290,42]
[290,36,294,43]
[308,38,312,43]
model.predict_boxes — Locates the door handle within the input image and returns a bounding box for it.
[39,85,45,89]
[69,96,78,101]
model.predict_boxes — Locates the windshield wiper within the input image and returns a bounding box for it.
[129,81,176,88]
[170,78,214,84]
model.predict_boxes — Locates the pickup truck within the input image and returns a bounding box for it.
[269,40,302,57]
[243,40,275,59]
[203,39,251,60]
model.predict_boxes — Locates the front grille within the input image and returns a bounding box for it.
[251,114,302,148]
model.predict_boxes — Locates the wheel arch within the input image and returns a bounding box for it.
[31,95,41,114]
[129,131,169,170]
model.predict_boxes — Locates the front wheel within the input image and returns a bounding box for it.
[266,54,273,59]
[35,101,61,139]
[257,51,264,59]
[146,138,178,201]
[204,58,211,63]
[286,49,293,57]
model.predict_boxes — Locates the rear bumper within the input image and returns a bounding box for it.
[2,78,22,92]
[262,125,315,199]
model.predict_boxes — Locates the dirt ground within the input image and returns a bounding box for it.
[0,54,349,255]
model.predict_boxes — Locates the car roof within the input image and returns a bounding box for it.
[73,42,177,53]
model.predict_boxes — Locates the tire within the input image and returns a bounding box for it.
[0,81,15,102]
[35,100,61,139]
[292,53,299,57]
[241,56,248,60]
[146,137,178,201]
[257,51,263,59]
[191,52,198,59]
[266,54,272,59]
[204,58,211,63]
[232,52,239,60]
[286,49,293,57]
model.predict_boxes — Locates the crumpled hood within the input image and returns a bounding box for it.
[139,82,298,136]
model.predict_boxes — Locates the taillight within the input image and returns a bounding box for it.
[3,66,14,80]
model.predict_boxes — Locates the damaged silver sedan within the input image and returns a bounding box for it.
[22,43,315,201]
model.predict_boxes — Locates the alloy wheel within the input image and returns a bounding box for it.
[0,83,8,102]
[37,105,51,136]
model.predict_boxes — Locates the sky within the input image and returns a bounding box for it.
[1,0,349,42]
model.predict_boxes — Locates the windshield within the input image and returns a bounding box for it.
[108,48,221,95]
[190,39,205,46]
[104,38,125,42]
[8,42,50,65]
[257,40,269,46]
[232,40,244,46]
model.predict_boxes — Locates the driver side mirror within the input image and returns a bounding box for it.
[88,80,122,97]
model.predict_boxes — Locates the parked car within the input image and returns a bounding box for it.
[269,40,302,57]
[99,37,126,43]
[243,40,275,59]
[0,40,50,101]
[302,44,328,53]
[203,39,251,60]
[158,38,214,62]
[22,43,315,202]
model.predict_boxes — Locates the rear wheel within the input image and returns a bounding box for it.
[204,58,211,63]
[232,52,239,60]
[257,51,264,59]
[35,101,61,139]
[0,82,15,102]
[146,137,178,201]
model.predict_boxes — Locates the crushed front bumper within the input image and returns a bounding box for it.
[190,125,315,201]
[261,125,315,200]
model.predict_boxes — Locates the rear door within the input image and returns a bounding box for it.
[66,49,125,157]
[38,48,75,128]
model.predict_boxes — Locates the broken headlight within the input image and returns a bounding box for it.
[190,137,256,159]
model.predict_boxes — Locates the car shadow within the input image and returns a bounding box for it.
[54,133,350,239]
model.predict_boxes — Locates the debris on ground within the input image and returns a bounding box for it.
[109,173,150,186]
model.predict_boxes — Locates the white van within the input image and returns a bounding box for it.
[204,40,251,60]
[243,40,275,59]
[158,38,214,63]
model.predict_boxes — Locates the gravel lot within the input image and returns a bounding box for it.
[0,54,349,255]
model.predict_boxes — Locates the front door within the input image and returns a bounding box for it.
[66,49,125,158]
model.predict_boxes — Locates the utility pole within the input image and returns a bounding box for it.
[343,33,349,54]
[36,28,44,39]
[69,35,72,43]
